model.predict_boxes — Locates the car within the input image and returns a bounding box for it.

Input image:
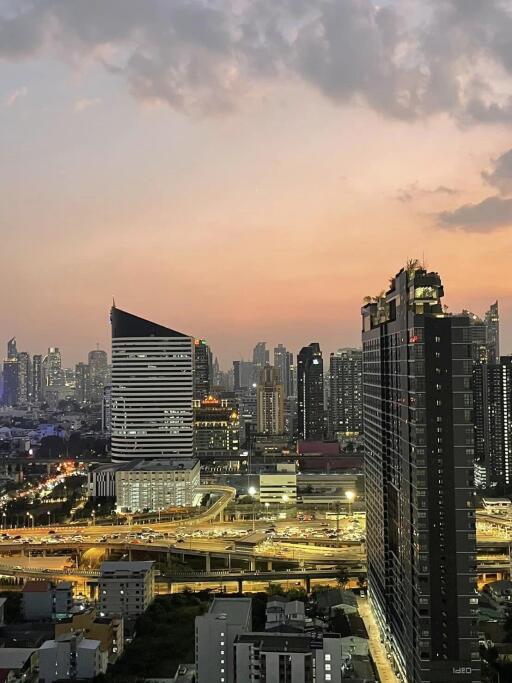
[176,539,185,543]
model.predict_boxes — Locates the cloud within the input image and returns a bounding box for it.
[397,183,459,203]
[74,97,101,112]
[1,0,512,120]
[4,85,27,107]
[482,148,512,195]
[437,195,512,232]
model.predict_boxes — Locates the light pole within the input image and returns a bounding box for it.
[345,490,355,517]
[264,502,270,520]
[27,513,34,530]
[282,494,289,520]
[47,511,51,527]
[248,487,257,532]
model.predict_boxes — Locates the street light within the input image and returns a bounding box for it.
[248,486,257,532]
[345,490,355,517]
[26,513,34,529]
[47,511,51,527]
[282,494,289,520]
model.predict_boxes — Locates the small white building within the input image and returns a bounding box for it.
[0,648,38,681]
[234,632,342,683]
[98,561,155,617]
[259,463,297,506]
[115,459,200,512]
[22,581,73,621]
[39,633,107,682]
[195,597,252,683]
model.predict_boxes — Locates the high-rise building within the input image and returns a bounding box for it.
[485,301,500,365]
[88,349,109,404]
[32,354,43,404]
[194,339,212,400]
[102,385,112,434]
[297,343,324,440]
[256,365,285,435]
[17,352,31,405]
[362,265,479,683]
[110,306,194,462]
[273,344,293,397]
[474,356,512,489]
[6,338,17,360]
[233,360,257,390]
[2,358,18,406]
[75,363,90,404]
[43,347,63,388]
[328,348,362,438]
[193,397,239,457]
[253,342,269,369]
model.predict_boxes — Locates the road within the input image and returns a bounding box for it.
[358,597,399,683]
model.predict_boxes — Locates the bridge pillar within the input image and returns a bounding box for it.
[128,549,133,561]
[238,579,243,593]
[205,553,211,572]
[306,577,311,593]
[249,558,256,572]
[267,561,272,571]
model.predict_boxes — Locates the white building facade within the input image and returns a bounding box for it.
[110,306,194,462]
[115,459,200,512]
[98,561,155,617]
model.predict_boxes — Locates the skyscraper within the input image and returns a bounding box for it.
[75,362,90,404]
[328,348,362,438]
[43,347,63,388]
[253,342,269,369]
[32,354,43,404]
[274,344,293,397]
[6,338,17,360]
[88,349,109,404]
[110,306,194,462]
[474,356,512,489]
[485,301,500,365]
[256,365,285,435]
[194,339,212,400]
[297,343,324,440]
[362,265,479,683]
[2,358,18,406]
[17,352,31,405]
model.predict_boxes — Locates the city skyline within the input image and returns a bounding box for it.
[2,293,509,370]
[2,2,512,366]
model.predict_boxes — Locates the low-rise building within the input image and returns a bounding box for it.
[55,608,124,663]
[265,598,305,632]
[315,589,358,617]
[98,561,155,617]
[259,463,297,506]
[115,459,200,512]
[195,597,252,683]
[39,633,107,682]
[234,632,342,683]
[0,648,38,682]
[22,581,73,621]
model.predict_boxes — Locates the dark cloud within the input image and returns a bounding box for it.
[437,195,512,232]
[397,183,459,203]
[1,0,512,120]
[482,148,512,195]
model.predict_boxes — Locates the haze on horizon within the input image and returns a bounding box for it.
[1,0,512,367]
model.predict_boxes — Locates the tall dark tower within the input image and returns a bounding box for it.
[362,265,480,683]
[194,339,212,400]
[297,343,324,440]
[484,301,500,365]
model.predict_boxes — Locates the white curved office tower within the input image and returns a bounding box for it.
[110,306,194,462]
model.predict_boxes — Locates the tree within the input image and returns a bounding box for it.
[357,575,367,590]
[335,567,349,588]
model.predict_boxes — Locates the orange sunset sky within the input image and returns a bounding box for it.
[1,0,512,366]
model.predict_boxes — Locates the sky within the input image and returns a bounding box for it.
[1,0,512,368]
